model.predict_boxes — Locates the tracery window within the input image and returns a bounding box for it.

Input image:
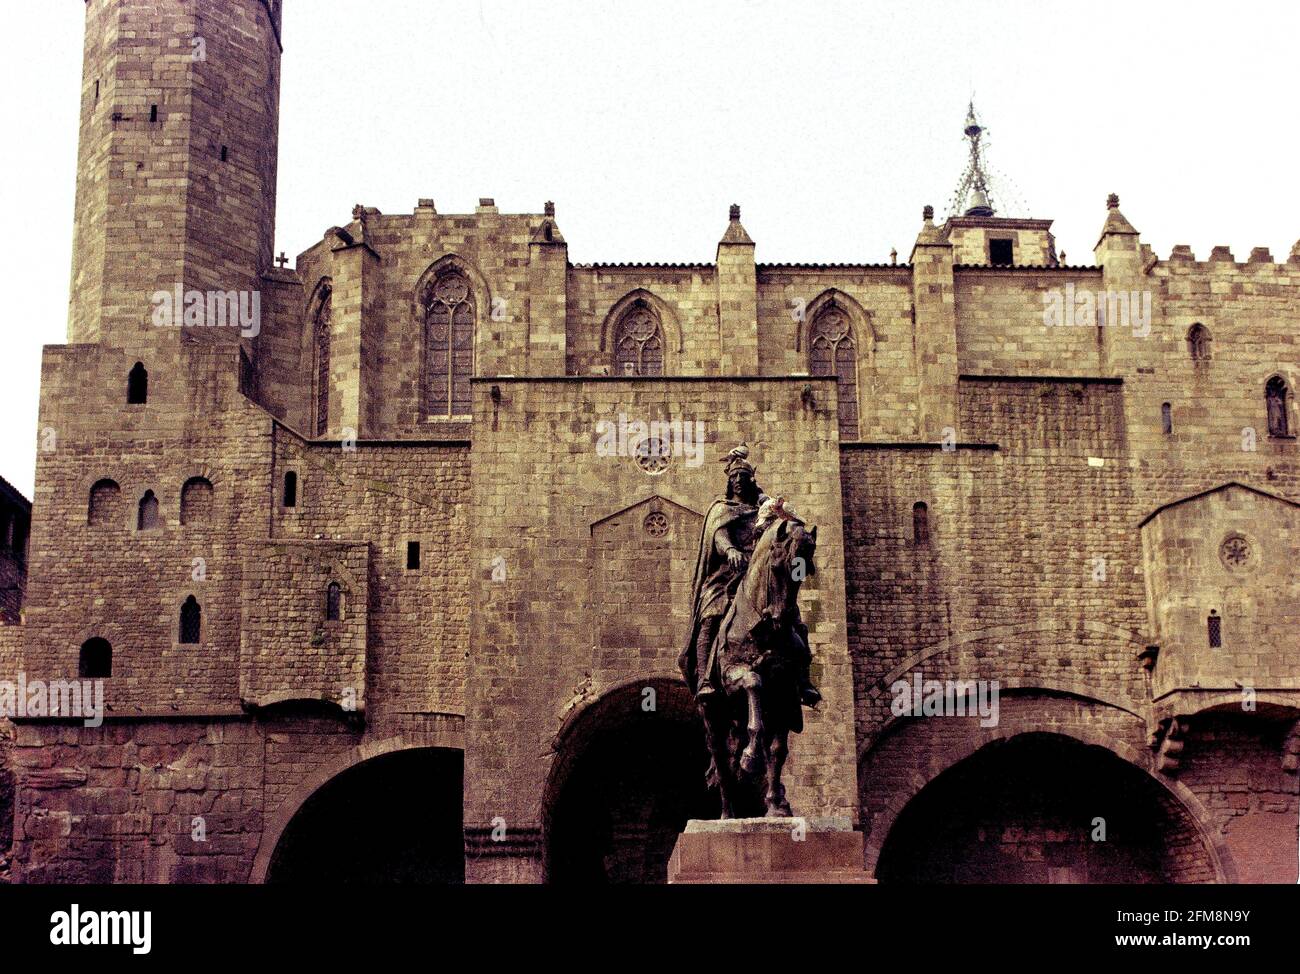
[313,284,332,436]
[613,301,664,377]
[808,304,859,438]
[422,271,474,417]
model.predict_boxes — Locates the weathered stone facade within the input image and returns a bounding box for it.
[2,0,1297,884]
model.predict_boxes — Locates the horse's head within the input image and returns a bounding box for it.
[774,520,816,581]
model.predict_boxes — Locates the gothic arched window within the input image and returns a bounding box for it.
[78,638,112,679]
[313,284,332,436]
[127,362,148,404]
[613,301,664,377]
[179,596,202,644]
[1266,376,1290,436]
[326,582,342,621]
[809,304,859,438]
[422,271,475,417]
[137,490,160,531]
[88,479,121,527]
[1187,323,1211,363]
[180,477,213,526]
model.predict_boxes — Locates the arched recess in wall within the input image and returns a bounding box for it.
[78,637,112,679]
[800,290,874,439]
[87,479,122,527]
[859,717,1236,884]
[1265,373,1292,437]
[179,476,214,526]
[1186,323,1212,363]
[599,289,683,373]
[303,278,333,437]
[541,674,715,884]
[411,255,491,419]
[248,731,465,884]
[137,490,160,531]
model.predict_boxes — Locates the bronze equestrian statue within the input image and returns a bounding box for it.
[679,445,821,818]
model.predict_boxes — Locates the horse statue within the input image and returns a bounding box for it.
[699,514,817,819]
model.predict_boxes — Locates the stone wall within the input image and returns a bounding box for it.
[465,375,858,880]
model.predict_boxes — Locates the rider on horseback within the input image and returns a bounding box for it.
[679,444,822,710]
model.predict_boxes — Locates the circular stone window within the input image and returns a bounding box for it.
[634,436,671,475]
[643,512,669,537]
[1219,533,1254,572]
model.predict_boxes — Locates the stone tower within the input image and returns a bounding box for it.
[67,0,282,358]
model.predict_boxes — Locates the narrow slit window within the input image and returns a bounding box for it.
[150,104,158,123]
[1266,376,1290,437]
[1161,402,1172,435]
[1207,610,1222,649]
[220,145,228,162]
[283,471,298,508]
[137,490,159,531]
[406,541,421,570]
[912,502,930,545]
[179,596,202,644]
[127,362,148,404]
[326,582,342,621]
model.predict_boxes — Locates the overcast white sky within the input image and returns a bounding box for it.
[0,0,1296,496]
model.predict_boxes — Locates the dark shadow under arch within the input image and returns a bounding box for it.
[876,732,1219,884]
[265,746,464,884]
[543,677,716,884]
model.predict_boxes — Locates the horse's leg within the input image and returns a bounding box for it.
[738,670,765,779]
[700,700,735,819]
[764,728,792,817]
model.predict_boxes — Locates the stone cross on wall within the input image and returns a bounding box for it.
[276,252,289,268]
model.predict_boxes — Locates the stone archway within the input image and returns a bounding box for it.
[543,677,717,884]
[254,738,464,884]
[874,732,1224,884]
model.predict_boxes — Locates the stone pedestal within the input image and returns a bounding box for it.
[667,817,873,884]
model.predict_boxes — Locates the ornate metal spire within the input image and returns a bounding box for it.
[949,100,997,218]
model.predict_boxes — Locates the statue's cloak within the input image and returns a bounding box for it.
[678,496,766,690]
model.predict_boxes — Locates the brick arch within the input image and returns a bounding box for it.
[870,621,1149,694]
[248,730,465,884]
[860,722,1237,882]
[541,673,705,882]
[857,683,1148,766]
[598,289,684,358]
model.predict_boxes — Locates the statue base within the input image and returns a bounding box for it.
[667,817,873,884]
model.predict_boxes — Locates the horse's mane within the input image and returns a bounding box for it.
[744,521,801,623]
